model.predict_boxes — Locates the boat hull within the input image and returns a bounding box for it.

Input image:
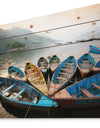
[53,97,100,109]
[25,62,48,96]
[8,66,25,77]
[0,95,55,112]
[49,55,60,72]
[48,56,77,96]
[78,53,95,77]
[0,77,58,113]
[52,73,100,109]
[89,45,100,54]
[37,57,48,73]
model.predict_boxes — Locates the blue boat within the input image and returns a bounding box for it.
[91,61,100,72]
[52,73,100,109]
[95,61,100,68]
[89,45,100,54]
[0,77,58,112]
[78,53,95,77]
[8,66,25,79]
[48,56,77,96]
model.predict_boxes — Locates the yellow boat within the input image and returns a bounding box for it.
[24,62,48,96]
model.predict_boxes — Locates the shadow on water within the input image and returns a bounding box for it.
[1,101,100,118]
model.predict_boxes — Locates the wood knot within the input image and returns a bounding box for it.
[92,22,96,25]
[30,24,34,28]
[77,16,80,20]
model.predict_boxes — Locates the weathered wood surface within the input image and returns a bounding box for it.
[0,4,100,55]
[0,4,100,37]
[81,88,93,97]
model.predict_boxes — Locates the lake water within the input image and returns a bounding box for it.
[0,40,100,77]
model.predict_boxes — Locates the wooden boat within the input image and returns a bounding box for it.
[37,57,48,73]
[89,45,100,54]
[91,61,100,72]
[51,73,100,109]
[8,66,26,81]
[95,61,100,68]
[24,62,48,96]
[78,53,95,77]
[0,77,58,112]
[49,55,60,72]
[48,56,77,96]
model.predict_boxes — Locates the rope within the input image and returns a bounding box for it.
[24,101,33,118]
[23,90,39,118]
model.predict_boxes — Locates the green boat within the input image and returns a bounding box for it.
[49,55,60,72]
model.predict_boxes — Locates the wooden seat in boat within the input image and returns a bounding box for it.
[26,68,34,72]
[81,88,93,97]
[63,66,74,68]
[2,84,16,94]
[56,77,66,80]
[58,72,67,75]
[61,69,73,73]
[61,68,71,71]
[31,76,40,81]
[58,72,71,75]
[66,63,74,65]
[81,60,91,63]
[80,66,92,68]
[27,72,38,77]
[13,88,25,100]
[92,83,100,89]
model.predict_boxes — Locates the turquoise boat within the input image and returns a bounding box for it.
[0,77,58,112]
[89,45,100,54]
[52,73,100,109]
[8,66,25,79]
[78,53,95,77]
[48,56,77,96]
[91,61,100,72]
[95,61,100,68]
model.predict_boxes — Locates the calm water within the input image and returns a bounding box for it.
[0,40,100,77]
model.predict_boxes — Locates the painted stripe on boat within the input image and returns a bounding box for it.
[2,84,16,94]
[0,81,3,85]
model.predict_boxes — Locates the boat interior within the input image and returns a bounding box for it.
[0,78,42,104]
[78,54,95,70]
[52,57,76,85]
[25,64,45,85]
[66,74,100,98]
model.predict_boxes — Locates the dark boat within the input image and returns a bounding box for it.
[37,57,48,83]
[0,77,58,112]
[48,56,77,96]
[8,66,25,81]
[78,53,95,77]
[51,73,100,109]
[89,45,100,54]
[37,57,48,73]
